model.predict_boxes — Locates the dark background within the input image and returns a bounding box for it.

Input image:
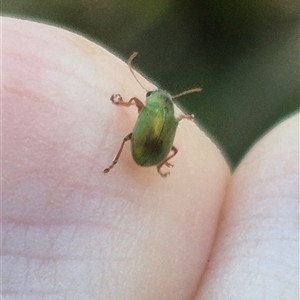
[3,0,299,167]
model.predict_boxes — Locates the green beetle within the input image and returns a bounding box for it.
[103,53,201,177]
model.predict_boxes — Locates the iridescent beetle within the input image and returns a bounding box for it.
[103,52,201,177]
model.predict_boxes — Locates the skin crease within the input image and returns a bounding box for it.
[2,17,298,300]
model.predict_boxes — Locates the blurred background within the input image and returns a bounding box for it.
[3,0,299,167]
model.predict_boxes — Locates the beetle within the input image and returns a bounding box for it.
[103,52,201,177]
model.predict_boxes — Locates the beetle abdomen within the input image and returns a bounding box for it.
[131,104,178,166]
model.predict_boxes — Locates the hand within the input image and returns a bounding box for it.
[3,17,298,299]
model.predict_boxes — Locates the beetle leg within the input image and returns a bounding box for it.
[177,114,194,122]
[103,133,132,174]
[164,162,174,168]
[156,146,178,178]
[110,94,144,113]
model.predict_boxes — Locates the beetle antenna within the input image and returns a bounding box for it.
[128,52,149,92]
[172,87,202,99]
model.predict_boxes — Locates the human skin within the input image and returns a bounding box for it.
[2,17,299,300]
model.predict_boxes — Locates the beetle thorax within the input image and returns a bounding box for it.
[145,90,174,109]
